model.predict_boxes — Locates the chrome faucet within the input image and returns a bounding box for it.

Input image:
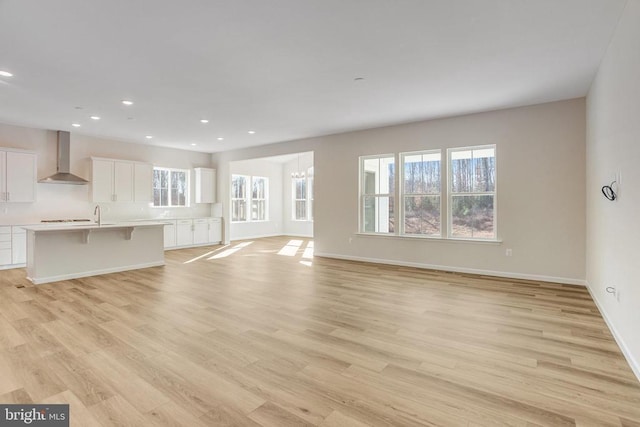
[94,204,101,226]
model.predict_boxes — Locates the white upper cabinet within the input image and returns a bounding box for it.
[194,167,216,203]
[134,163,153,203]
[92,157,152,203]
[0,149,37,203]
[113,161,134,202]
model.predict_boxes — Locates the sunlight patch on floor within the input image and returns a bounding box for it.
[209,241,254,259]
[302,241,314,259]
[277,239,303,256]
[183,245,230,264]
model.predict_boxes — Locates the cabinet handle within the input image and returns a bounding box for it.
[6,192,8,201]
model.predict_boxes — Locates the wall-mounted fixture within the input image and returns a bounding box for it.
[601,180,617,201]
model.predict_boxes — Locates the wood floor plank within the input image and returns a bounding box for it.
[0,235,638,426]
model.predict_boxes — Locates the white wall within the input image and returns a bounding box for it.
[213,98,586,284]
[229,157,283,240]
[0,123,213,224]
[586,0,640,379]
[282,152,314,237]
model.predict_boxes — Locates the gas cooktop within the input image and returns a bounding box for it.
[40,219,92,223]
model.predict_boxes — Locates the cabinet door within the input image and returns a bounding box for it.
[195,168,215,203]
[92,160,114,202]
[193,219,208,244]
[208,218,222,243]
[114,161,134,202]
[163,222,177,248]
[11,228,26,264]
[176,220,193,246]
[134,163,153,202]
[6,152,36,202]
[0,151,6,200]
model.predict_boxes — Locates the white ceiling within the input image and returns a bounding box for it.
[0,0,626,153]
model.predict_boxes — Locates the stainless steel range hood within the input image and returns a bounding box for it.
[39,131,89,185]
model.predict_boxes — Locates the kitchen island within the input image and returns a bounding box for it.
[23,221,167,284]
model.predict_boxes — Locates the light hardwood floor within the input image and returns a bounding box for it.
[0,236,639,426]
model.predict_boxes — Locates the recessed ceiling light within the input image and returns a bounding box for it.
[191,143,197,146]
[72,123,81,127]
[0,71,13,77]
[145,135,153,139]
[200,119,209,124]
[354,77,364,81]
[121,100,134,106]
[90,116,100,120]
[248,130,255,134]
[217,137,224,141]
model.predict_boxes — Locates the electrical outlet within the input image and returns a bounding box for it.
[349,237,353,244]
[505,248,512,256]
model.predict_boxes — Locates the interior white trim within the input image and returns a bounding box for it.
[27,261,165,285]
[586,283,640,382]
[314,252,586,286]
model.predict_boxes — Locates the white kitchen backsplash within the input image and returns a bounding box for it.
[0,183,214,225]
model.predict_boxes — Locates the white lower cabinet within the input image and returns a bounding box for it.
[11,227,26,265]
[208,218,222,243]
[176,219,194,247]
[160,217,222,250]
[193,219,209,245]
[0,225,27,268]
[163,221,177,249]
[0,227,11,265]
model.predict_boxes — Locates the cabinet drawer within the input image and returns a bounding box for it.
[193,218,208,224]
[177,219,193,225]
[208,218,221,223]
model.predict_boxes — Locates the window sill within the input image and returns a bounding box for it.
[355,232,502,245]
[151,206,191,209]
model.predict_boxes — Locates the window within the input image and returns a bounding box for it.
[231,175,248,221]
[291,167,314,221]
[401,151,441,236]
[359,145,496,240]
[449,146,496,239]
[153,167,189,207]
[293,177,307,220]
[360,155,395,234]
[252,177,268,221]
[232,174,268,222]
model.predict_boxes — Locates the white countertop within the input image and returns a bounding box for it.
[22,221,170,232]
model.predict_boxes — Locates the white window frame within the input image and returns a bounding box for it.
[152,167,190,208]
[231,174,249,222]
[447,144,497,240]
[400,150,442,237]
[291,167,314,222]
[359,154,396,234]
[251,176,269,222]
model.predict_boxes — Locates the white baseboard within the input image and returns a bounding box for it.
[586,283,640,382]
[27,261,165,285]
[314,252,586,286]
[230,233,313,242]
[230,233,283,241]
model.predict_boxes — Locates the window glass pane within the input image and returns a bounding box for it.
[153,188,160,206]
[363,157,394,195]
[404,152,440,195]
[451,195,494,238]
[170,171,187,206]
[161,189,168,206]
[450,150,473,193]
[253,177,266,199]
[363,196,394,233]
[472,148,496,192]
[295,201,307,220]
[404,195,440,236]
[232,175,246,199]
[232,200,247,222]
[295,179,306,200]
[252,200,266,221]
